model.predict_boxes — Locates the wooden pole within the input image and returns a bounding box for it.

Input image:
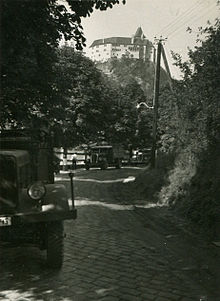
[151,39,162,168]
[161,45,173,91]
[69,171,75,208]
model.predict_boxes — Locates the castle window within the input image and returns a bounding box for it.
[128,45,139,52]
[112,48,121,52]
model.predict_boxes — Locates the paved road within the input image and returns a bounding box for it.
[0,168,220,301]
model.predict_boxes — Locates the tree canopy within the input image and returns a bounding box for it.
[53,47,114,146]
[52,47,147,148]
[0,0,125,128]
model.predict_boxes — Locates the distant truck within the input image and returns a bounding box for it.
[84,144,125,170]
[132,148,151,164]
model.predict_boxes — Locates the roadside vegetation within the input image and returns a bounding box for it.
[152,20,220,236]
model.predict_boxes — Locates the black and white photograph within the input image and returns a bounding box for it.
[0,0,220,300]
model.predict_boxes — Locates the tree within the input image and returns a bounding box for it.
[53,47,145,148]
[109,56,169,97]
[53,46,116,146]
[158,18,220,230]
[159,19,220,155]
[0,0,125,128]
[105,56,170,149]
[98,71,148,148]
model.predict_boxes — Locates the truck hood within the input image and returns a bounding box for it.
[0,150,30,166]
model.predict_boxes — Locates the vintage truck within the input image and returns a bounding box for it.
[84,143,125,170]
[0,129,77,269]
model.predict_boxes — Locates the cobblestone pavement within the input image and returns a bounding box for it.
[0,169,220,301]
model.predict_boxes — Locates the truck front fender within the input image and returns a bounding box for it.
[42,183,70,211]
[19,183,70,213]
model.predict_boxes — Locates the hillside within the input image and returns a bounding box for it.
[95,57,170,98]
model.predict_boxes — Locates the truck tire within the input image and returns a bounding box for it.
[115,159,122,169]
[101,160,108,170]
[46,221,64,269]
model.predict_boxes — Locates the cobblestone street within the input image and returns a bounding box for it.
[0,169,220,301]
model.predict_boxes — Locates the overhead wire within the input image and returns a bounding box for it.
[154,1,218,80]
[154,0,200,79]
[161,4,217,79]
[164,2,216,37]
[186,2,219,28]
[167,2,217,38]
[158,1,216,39]
[159,0,201,37]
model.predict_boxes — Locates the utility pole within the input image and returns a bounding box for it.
[161,45,173,91]
[151,37,163,169]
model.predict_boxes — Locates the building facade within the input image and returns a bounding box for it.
[88,27,154,62]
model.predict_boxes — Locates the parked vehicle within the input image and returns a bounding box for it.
[131,148,151,164]
[0,129,77,269]
[54,147,86,170]
[84,144,125,170]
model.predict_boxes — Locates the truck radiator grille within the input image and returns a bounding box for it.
[0,155,18,214]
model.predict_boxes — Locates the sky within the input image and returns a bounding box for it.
[80,0,219,79]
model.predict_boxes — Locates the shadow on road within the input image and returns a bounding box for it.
[1,167,220,300]
[0,242,69,301]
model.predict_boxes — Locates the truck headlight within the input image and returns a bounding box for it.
[27,182,46,200]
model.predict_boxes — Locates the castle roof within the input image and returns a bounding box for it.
[134,27,146,38]
[90,37,131,48]
[90,28,151,48]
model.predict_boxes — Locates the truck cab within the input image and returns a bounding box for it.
[0,129,77,268]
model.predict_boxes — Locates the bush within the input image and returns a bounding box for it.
[159,144,220,237]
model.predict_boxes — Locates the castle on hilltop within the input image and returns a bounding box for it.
[87,27,154,62]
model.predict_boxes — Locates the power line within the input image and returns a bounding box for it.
[160,1,216,39]
[183,3,219,29]
[167,3,217,38]
[159,0,201,36]
[165,2,216,37]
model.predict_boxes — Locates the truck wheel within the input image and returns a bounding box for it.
[101,161,108,170]
[85,163,90,170]
[115,159,122,169]
[46,221,64,269]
